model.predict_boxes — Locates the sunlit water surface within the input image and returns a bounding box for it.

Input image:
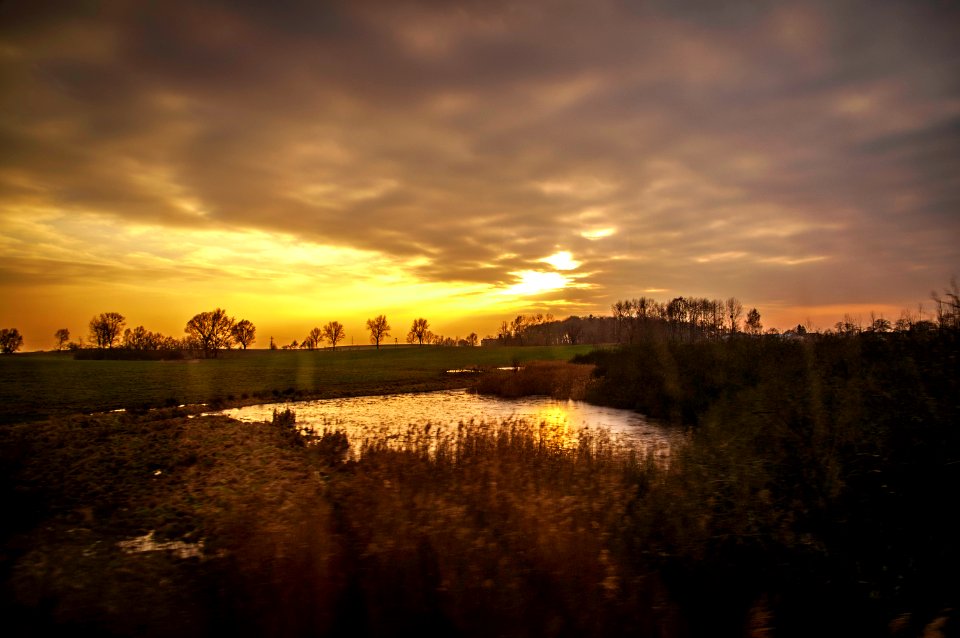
[214,389,680,458]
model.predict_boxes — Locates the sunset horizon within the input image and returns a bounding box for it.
[2,0,958,350]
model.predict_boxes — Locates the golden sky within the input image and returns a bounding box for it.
[1,0,958,349]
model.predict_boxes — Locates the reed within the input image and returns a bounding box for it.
[2,330,956,636]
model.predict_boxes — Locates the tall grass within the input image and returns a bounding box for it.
[3,331,956,636]
[471,360,596,400]
[226,418,677,638]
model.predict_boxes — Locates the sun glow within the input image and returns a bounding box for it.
[502,270,569,296]
[540,251,581,271]
[580,227,616,240]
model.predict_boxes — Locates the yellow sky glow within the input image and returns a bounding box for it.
[540,251,581,271]
[0,209,589,347]
[581,227,616,240]
[1,2,956,350]
[502,271,570,296]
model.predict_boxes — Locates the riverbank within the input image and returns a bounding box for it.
[1,407,670,637]
[0,345,595,423]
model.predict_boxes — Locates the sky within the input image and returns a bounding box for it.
[2,0,958,350]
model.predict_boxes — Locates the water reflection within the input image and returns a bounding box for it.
[214,389,679,458]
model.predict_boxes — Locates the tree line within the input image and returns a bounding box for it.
[69,309,258,359]
[493,279,960,347]
[493,297,762,347]
[1,311,482,357]
[2,279,956,354]
[277,316,479,351]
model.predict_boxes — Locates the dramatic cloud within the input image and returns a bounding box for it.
[1,0,958,346]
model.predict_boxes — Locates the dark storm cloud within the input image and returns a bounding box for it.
[1,0,958,312]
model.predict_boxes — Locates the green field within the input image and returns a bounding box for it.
[0,345,596,423]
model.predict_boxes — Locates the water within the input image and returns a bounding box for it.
[213,389,679,458]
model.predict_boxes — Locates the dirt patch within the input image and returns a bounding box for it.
[0,411,332,636]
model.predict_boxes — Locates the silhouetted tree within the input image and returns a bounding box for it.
[54,328,70,351]
[122,325,163,350]
[465,332,479,347]
[931,277,960,331]
[232,319,256,349]
[0,328,24,354]
[868,315,892,333]
[725,298,743,334]
[894,310,914,333]
[498,321,511,344]
[612,300,628,343]
[511,315,527,345]
[184,308,235,357]
[323,321,345,350]
[89,312,126,349]
[407,318,430,345]
[745,308,762,335]
[304,327,322,350]
[366,315,390,349]
[565,318,584,345]
[834,314,859,335]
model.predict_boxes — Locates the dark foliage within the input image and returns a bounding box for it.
[576,330,960,634]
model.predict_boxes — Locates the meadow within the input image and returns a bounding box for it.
[0,345,594,423]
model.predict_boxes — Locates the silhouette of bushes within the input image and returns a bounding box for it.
[472,360,595,399]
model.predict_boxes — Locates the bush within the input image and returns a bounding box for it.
[472,360,595,399]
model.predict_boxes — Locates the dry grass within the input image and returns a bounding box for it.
[4,327,958,638]
[471,360,596,400]
[1,407,683,637]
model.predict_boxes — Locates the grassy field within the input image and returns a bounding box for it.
[0,345,596,423]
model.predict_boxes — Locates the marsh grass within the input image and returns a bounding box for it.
[2,332,957,637]
[472,360,596,400]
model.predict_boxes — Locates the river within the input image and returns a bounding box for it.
[213,389,679,458]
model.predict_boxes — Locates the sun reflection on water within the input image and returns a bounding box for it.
[530,404,574,446]
[213,389,680,459]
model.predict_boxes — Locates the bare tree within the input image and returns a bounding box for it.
[725,298,743,334]
[745,308,762,335]
[465,332,479,347]
[232,319,256,349]
[366,315,390,349]
[323,321,346,350]
[89,312,126,349]
[0,328,24,354]
[498,320,511,344]
[894,309,914,333]
[123,325,163,350]
[304,327,323,350]
[511,315,527,345]
[54,328,70,351]
[184,308,235,357]
[834,314,859,335]
[931,277,960,331]
[406,317,430,345]
[565,318,584,345]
